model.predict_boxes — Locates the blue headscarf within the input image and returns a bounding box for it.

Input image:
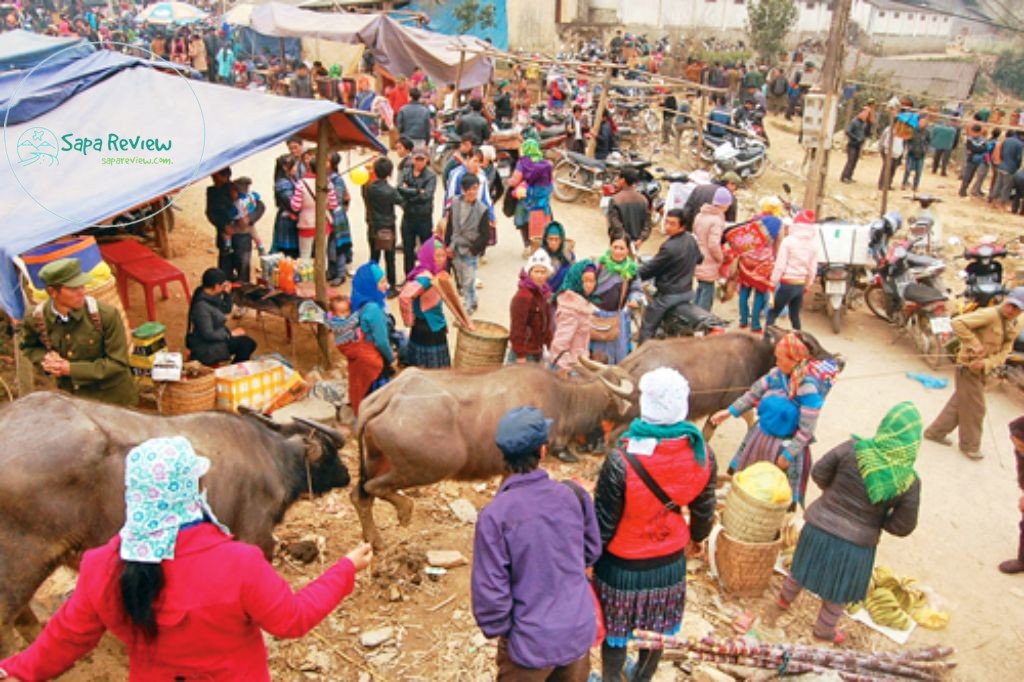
[351,262,386,312]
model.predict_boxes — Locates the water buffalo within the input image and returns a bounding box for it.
[352,365,635,548]
[581,327,842,429]
[0,392,350,655]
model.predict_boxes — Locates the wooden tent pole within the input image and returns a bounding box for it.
[454,48,466,107]
[313,120,332,368]
[587,69,611,159]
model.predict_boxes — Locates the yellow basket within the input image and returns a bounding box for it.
[722,482,789,544]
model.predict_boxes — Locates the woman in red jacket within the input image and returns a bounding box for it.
[593,368,717,682]
[0,437,372,682]
[508,249,554,363]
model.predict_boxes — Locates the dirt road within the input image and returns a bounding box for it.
[33,115,1024,680]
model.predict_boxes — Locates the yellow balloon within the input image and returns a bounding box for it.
[350,165,370,186]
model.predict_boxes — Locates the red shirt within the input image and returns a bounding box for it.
[387,83,410,116]
[0,524,356,681]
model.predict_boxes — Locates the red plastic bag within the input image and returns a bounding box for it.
[589,581,606,647]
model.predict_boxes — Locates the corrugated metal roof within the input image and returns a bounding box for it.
[845,52,979,100]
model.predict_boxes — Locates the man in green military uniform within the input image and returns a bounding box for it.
[20,258,138,406]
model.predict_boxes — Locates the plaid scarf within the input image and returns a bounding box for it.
[854,402,922,504]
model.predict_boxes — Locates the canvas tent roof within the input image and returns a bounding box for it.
[0,29,95,71]
[0,57,385,318]
[249,2,493,88]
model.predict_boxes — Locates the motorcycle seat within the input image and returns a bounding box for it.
[903,283,946,305]
[906,253,940,268]
[666,301,728,330]
[539,125,566,138]
[565,151,606,169]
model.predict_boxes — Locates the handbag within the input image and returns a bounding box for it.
[374,228,396,251]
[590,281,628,342]
[562,480,607,648]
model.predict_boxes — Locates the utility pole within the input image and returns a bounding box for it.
[586,69,611,158]
[804,0,853,216]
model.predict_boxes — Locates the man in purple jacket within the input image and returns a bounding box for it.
[471,406,601,680]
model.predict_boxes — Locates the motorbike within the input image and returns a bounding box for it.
[904,194,943,255]
[864,222,952,368]
[712,137,767,179]
[428,125,460,174]
[954,238,1008,313]
[552,149,653,203]
[635,284,730,340]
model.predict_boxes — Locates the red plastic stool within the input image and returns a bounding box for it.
[118,256,191,322]
[98,240,154,268]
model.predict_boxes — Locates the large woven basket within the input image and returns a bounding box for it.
[156,363,216,416]
[715,530,783,597]
[88,276,133,351]
[453,320,509,369]
[722,482,789,543]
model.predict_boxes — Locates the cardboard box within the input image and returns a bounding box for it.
[214,360,287,411]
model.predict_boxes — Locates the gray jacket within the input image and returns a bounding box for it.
[446,197,489,257]
[186,290,234,366]
[803,440,921,548]
[396,102,432,140]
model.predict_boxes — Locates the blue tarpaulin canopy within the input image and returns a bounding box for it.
[0,55,385,319]
[0,29,95,71]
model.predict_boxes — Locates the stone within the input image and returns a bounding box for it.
[300,648,334,673]
[389,585,402,602]
[473,483,488,493]
[471,632,488,648]
[272,396,337,424]
[427,550,468,568]
[360,627,395,648]
[449,498,479,524]
[440,481,461,498]
[358,673,372,682]
[692,665,735,682]
[680,613,715,640]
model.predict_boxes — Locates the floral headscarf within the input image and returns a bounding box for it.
[119,437,229,563]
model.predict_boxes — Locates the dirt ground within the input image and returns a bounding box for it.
[24,112,1024,681]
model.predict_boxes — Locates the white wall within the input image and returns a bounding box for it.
[507,0,559,50]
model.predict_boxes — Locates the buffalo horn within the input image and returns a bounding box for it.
[238,405,281,431]
[598,373,635,400]
[578,355,610,372]
[293,417,345,447]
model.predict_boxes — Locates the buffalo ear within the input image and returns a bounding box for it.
[303,435,326,464]
[762,325,785,347]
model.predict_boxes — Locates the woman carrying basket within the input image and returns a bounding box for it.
[710,332,839,507]
[775,402,922,644]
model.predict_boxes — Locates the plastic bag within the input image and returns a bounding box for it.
[734,461,792,505]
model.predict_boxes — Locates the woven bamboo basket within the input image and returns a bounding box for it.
[88,277,133,352]
[715,530,783,597]
[722,482,789,544]
[156,363,216,416]
[453,320,509,369]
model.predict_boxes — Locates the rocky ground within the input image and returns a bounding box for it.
[18,111,1024,681]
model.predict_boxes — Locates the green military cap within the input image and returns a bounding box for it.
[39,258,91,288]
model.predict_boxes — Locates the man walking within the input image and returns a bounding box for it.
[395,87,432,148]
[445,174,490,316]
[472,406,600,681]
[21,259,137,406]
[607,167,651,250]
[397,145,437,280]
[925,288,1024,460]
[455,97,491,145]
[992,130,1022,208]
[840,101,874,183]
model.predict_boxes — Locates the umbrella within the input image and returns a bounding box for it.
[136,2,208,26]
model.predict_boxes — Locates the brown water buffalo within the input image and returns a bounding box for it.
[0,392,349,655]
[581,326,842,428]
[352,365,635,548]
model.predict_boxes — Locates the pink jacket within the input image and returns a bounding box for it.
[693,205,726,283]
[0,524,356,682]
[771,220,819,288]
[290,174,339,237]
[551,290,592,372]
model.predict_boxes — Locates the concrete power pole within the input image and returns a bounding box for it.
[804,0,853,216]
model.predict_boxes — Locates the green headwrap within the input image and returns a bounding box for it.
[598,249,638,281]
[559,259,599,300]
[521,138,543,161]
[853,402,922,504]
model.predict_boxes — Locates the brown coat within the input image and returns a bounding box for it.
[509,284,552,357]
[951,305,1020,374]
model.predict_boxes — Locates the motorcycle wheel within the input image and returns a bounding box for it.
[552,160,584,203]
[830,304,842,334]
[864,284,892,322]
[750,154,767,179]
[912,314,944,369]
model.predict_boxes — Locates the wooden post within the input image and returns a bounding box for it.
[586,69,611,158]
[696,88,707,153]
[279,38,287,68]
[454,48,466,108]
[803,0,853,217]
[13,322,33,397]
[313,120,333,368]
[880,123,895,216]
[842,48,862,133]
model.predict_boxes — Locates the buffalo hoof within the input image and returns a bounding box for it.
[395,495,414,527]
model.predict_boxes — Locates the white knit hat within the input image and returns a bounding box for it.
[639,367,691,425]
[525,249,553,275]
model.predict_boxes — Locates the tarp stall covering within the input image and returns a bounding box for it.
[249,3,494,88]
[234,26,301,62]
[0,29,95,71]
[0,50,197,124]
[299,38,364,76]
[0,65,385,318]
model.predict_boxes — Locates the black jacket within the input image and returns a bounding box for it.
[608,186,651,243]
[398,165,437,219]
[594,447,717,547]
[681,183,737,229]
[362,179,405,232]
[595,119,617,160]
[638,231,702,297]
[455,111,491,144]
[803,441,920,547]
[494,92,513,123]
[396,102,432,140]
[846,116,868,146]
[186,290,234,366]
[205,183,233,232]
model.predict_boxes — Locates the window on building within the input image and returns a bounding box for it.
[893,12,900,18]
[944,17,949,22]
[932,16,937,21]
[878,11,886,17]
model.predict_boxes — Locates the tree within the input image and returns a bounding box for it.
[993,51,1024,97]
[746,0,799,63]
[452,0,497,35]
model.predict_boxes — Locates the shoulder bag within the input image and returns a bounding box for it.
[618,448,682,514]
